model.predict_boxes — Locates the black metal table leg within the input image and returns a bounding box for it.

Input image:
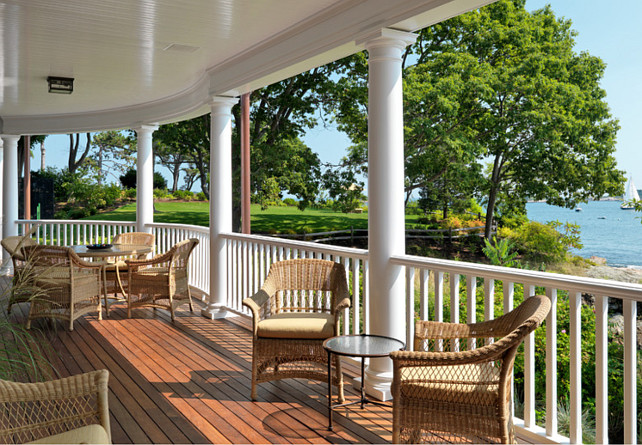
[360,357,365,409]
[327,349,333,431]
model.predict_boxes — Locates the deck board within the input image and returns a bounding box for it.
[3,287,531,444]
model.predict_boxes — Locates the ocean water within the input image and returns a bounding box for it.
[525,201,642,267]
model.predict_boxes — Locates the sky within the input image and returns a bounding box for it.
[37,1,641,192]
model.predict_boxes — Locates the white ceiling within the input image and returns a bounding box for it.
[0,0,494,134]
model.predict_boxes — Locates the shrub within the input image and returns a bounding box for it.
[172,190,194,201]
[125,188,137,200]
[502,220,581,264]
[482,237,518,267]
[119,169,136,189]
[283,198,297,207]
[153,188,169,199]
[120,169,167,190]
[195,192,208,201]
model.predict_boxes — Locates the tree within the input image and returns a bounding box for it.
[90,131,136,185]
[67,133,92,174]
[154,115,210,198]
[155,141,188,192]
[446,0,624,237]
[331,0,624,238]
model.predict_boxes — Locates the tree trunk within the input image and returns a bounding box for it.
[171,166,180,193]
[484,154,503,239]
[484,186,498,239]
[68,133,92,174]
[97,145,104,185]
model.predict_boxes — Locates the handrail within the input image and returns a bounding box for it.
[392,253,642,302]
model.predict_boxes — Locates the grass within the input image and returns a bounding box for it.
[83,202,424,233]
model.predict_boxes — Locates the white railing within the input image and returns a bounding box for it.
[147,222,210,297]
[16,219,211,299]
[221,233,369,335]
[17,219,136,246]
[13,221,641,444]
[393,254,642,445]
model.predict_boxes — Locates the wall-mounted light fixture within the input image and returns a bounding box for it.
[47,76,74,94]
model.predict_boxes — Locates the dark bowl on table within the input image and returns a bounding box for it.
[86,243,113,250]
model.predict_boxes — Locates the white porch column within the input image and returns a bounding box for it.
[134,125,158,233]
[362,29,416,401]
[2,135,20,243]
[202,96,238,319]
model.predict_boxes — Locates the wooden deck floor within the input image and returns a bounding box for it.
[8,297,396,444]
[5,286,534,444]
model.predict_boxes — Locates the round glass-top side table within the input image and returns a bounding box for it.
[323,334,405,431]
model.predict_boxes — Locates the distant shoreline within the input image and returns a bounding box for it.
[527,197,622,203]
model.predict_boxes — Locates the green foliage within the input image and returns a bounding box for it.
[124,188,137,200]
[153,188,170,199]
[172,190,194,201]
[482,237,518,267]
[119,168,167,191]
[153,172,167,190]
[331,0,624,239]
[195,192,208,201]
[501,220,581,264]
[0,254,58,382]
[283,198,297,207]
[119,169,136,189]
[256,177,283,210]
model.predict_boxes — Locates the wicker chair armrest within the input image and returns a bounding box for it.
[125,249,173,268]
[242,290,272,336]
[333,296,351,314]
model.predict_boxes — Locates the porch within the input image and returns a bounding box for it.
[4,277,539,444]
[7,218,641,444]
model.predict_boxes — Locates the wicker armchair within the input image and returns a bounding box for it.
[390,295,551,444]
[103,231,155,315]
[1,234,38,314]
[21,245,104,331]
[123,238,198,321]
[0,369,111,444]
[242,259,351,402]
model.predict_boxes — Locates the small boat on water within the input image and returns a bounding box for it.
[575,207,582,212]
[621,177,640,210]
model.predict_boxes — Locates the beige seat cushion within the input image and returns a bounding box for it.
[257,312,335,339]
[400,363,500,406]
[28,424,110,444]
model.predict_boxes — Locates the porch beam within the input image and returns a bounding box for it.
[134,125,158,233]
[361,28,416,401]
[202,96,239,319]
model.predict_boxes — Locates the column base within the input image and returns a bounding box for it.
[354,367,394,401]
[201,303,228,319]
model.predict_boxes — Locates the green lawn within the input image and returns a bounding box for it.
[83,201,423,233]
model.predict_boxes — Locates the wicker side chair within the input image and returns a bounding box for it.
[242,259,351,402]
[1,234,38,314]
[0,369,111,444]
[123,238,198,321]
[390,295,551,444]
[21,245,104,332]
[103,231,155,316]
